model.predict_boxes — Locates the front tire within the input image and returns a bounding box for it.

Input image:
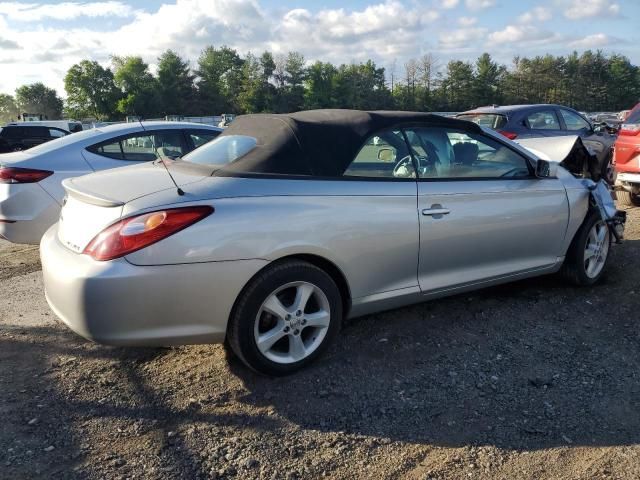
[561,211,611,286]
[227,260,342,376]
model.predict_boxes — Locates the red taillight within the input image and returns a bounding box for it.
[0,167,53,184]
[497,130,518,140]
[83,206,214,261]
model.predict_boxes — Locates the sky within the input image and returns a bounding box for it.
[0,0,639,97]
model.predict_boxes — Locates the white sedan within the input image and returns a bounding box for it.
[0,122,221,244]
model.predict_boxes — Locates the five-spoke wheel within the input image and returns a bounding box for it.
[562,210,612,285]
[227,260,342,376]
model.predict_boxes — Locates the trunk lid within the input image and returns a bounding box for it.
[57,161,208,253]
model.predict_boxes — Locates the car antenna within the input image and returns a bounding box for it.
[137,117,184,196]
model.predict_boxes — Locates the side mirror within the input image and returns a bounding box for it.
[377,148,395,162]
[535,159,557,178]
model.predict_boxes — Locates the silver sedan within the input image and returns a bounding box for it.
[0,122,221,244]
[40,110,623,375]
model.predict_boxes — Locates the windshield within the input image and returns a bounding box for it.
[182,135,257,166]
[26,128,104,154]
[457,113,507,129]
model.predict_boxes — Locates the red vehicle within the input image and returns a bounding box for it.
[614,103,640,206]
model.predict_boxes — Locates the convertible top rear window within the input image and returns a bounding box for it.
[181,135,257,166]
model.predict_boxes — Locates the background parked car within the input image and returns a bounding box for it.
[0,121,222,244]
[457,104,616,183]
[613,107,640,206]
[0,124,71,153]
[6,120,84,133]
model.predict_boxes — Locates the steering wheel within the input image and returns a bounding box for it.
[393,155,416,178]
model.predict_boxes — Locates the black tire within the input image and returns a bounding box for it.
[601,155,614,185]
[561,210,612,286]
[616,190,640,207]
[227,260,342,376]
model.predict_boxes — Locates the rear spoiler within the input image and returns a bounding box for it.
[62,178,125,208]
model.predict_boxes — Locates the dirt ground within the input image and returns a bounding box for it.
[1,206,639,480]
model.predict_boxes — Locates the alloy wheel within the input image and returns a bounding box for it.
[254,281,331,364]
[584,220,610,279]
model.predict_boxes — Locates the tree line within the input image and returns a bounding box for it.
[0,47,638,124]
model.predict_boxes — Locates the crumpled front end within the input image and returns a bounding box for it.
[583,179,626,243]
[516,135,626,242]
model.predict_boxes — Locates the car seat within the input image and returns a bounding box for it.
[453,142,479,166]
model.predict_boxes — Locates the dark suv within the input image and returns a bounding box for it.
[0,125,69,153]
[457,104,616,182]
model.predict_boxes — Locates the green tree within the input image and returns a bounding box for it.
[112,56,159,117]
[280,51,306,112]
[157,50,197,115]
[237,53,264,113]
[15,82,63,119]
[0,93,19,123]
[440,60,475,111]
[196,45,244,114]
[608,54,639,110]
[304,61,337,109]
[64,60,119,120]
[473,53,503,107]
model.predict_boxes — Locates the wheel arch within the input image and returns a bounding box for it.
[226,253,352,336]
[227,253,351,323]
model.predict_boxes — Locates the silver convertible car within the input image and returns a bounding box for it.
[41,110,623,375]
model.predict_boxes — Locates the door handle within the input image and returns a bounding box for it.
[422,206,450,216]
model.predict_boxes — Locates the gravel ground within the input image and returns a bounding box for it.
[1,206,640,480]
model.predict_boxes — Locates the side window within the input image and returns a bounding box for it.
[29,127,49,137]
[405,127,530,179]
[188,130,220,149]
[120,134,159,161]
[526,110,561,130]
[3,127,22,138]
[91,139,124,159]
[343,130,416,179]
[48,128,66,138]
[559,109,590,131]
[152,131,185,159]
[89,130,186,161]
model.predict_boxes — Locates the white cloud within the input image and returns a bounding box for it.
[518,7,552,23]
[439,27,488,49]
[0,1,135,21]
[441,0,459,8]
[0,0,443,95]
[564,0,620,20]
[569,33,618,48]
[487,25,561,45]
[458,16,477,26]
[0,0,634,97]
[465,0,496,11]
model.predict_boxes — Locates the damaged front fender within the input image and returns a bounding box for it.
[516,136,626,243]
[515,135,602,181]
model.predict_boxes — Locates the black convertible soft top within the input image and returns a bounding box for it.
[216,109,480,177]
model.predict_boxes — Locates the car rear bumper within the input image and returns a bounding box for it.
[0,183,60,244]
[615,173,640,193]
[616,172,640,184]
[41,225,268,346]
